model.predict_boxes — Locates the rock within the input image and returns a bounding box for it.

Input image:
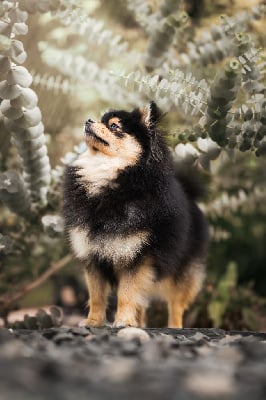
[53,332,75,344]
[117,327,150,343]
[120,340,140,356]
[41,327,70,339]
[0,328,14,343]
[71,326,90,337]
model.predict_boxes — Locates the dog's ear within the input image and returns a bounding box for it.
[139,101,162,131]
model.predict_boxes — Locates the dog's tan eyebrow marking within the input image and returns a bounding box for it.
[108,117,121,127]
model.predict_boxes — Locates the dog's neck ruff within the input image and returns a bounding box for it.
[72,148,133,196]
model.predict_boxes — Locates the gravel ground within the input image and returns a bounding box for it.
[0,327,265,400]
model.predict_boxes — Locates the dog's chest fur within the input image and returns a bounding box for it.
[68,226,149,265]
[68,150,149,265]
[72,148,133,196]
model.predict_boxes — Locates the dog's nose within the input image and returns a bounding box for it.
[84,119,95,134]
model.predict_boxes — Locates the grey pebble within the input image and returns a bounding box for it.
[120,339,140,356]
[70,326,90,336]
[0,328,15,343]
[53,332,75,344]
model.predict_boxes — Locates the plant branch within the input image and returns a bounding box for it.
[0,254,72,311]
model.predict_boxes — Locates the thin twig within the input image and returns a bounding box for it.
[0,254,72,310]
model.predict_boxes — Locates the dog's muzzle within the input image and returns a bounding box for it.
[84,119,95,135]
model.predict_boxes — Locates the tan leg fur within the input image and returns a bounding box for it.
[85,268,111,327]
[113,258,154,328]
[156,262,205,328]
[84,260,204,328]
[136,305,147,327]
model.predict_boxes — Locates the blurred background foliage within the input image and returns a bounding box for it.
[0,0,265,330]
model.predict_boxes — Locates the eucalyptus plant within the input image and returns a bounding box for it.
[0,0,265,327]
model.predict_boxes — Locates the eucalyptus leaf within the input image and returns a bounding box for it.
[37,0,53,13]
[0,55,11,73]
[12,107,42,128]
[0,34,11,52]
[7,65,33,87]
[0,21,12,36]
[18,0,37,14]
[197,137,221,159]
[12,50,27,64]
[0,81,22,99]
[13,22,28,35]
[0,170,31,216]
[11,122,44,141]
[10,87,38,109]
[0,99,24,119]
[8,40,27,63]
[9,7,28,23]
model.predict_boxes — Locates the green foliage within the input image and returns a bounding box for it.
[206,59,242,146]
[0,0,265,328]
[0,2,51,205]
[208,262,237,327]
[144,10,188,69]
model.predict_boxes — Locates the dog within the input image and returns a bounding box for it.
[62,102,208,328]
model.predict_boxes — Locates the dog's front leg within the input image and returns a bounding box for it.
[114,272,139,327]
[85,267,110,327]
[113,259,154,328]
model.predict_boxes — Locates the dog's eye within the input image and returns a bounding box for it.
[110,122,119,131]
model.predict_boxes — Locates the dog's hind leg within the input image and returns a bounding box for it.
[113,258,154,328]
[136,305,147,327]
[166,261,206,328]
[85,267,111,327]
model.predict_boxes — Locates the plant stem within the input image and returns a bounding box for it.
[0,254,72,313]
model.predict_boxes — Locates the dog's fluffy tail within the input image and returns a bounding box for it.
[174,164,210,201]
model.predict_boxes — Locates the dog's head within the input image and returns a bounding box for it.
[84,102,162,166]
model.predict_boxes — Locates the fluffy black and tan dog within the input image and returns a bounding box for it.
[62,102,208,328]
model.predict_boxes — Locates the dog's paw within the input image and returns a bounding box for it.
[79,317,105,327]
[113,319,138,328]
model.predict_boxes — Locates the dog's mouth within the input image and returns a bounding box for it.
[84,123,109,147]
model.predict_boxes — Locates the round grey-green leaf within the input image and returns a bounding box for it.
[8,40,27,63]
[13,22,28,36]
[12,134,45,151]
[13,142,47,159]
[0,4,8,18]
[19,0,38,14]
[0,56,11,73]
[24,122,44,138]
[37,0,53,13]
[23,155,50,169]
[10,87,38,109]
[3,117,25,134]
[12,50,27,64]
[9,8,28,23]
[0,21,12,36]
[7,65,33,87]
[0,35,12,52]
[0,99,24,119]
[0,81,22,99]
[11,122,44,141]
[13,107,42,128]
